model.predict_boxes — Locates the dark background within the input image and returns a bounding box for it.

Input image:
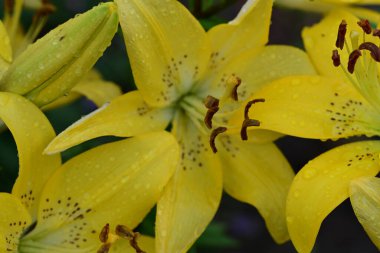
[1,0,379,252]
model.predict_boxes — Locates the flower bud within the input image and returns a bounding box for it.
[0,2,118,107]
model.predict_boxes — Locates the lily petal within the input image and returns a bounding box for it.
[198,45,316,101]
[287,141,380,253]
[218,134,294,243]
[0,21,12,63]
[110,235,155,253]
[45,91,174,154]
[115,0,211,107]
[0,92,61,220]
[243,75,380,139]
[207,0,273,61]
[156,116,222,253]
[25,131,179,251]
[350,176,380,249]
[0,193,31,253]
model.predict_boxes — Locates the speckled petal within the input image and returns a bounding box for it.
[207,0,272,62]
[0,92,61,220]
[156,116,222,253]
[24,132,179,251]
[241,75,380,140]
[218,134,294,243]
[350,177,380,249]
[287,141,380,253]
[45,91,174,154]
[0,193,31,253]
[115,0,211,107]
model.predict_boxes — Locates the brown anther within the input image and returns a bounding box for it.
[115,225,134,239]
[97,243,111,253]
[38,3,56,15]
[244,99,265,120]
[4,0,14,13]
[240,119,260,141]
[231,77,241,101]
[99,224,110,243]
[336,20,347,50]
[204,95,220,129]
[373,29,380,38]
[210,127,227,153]
[332,50,341,67]
[129,232,146,253]
[204,95,219,109]
[347,49,362,73]
[357,19,372,34]
[359,42,380,62]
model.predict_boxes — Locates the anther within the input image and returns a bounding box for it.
[357,19,372,34]
[97,243,111,253]
[4,0,14,13]
[228,76,241,101]
[347,49,362,73]
[204,95,220,129]
[210,127,227,153]
[129,232,146,253]
[336,20,347,50]
[359,42,380,62]
[240,119,260,141]
[244,99,265,120]
[115,225,134,239]
[373,29,380,38]
[99,224,110,243]
[332,50,341,67]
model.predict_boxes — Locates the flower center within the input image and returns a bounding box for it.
[332,18,380,112]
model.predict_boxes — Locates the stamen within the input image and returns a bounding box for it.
[204,95,219,129]
[336,20,347,50]
[97,243,111,253]
[240,119,260,141]
[332,50,341,67]
[129,232,146,253]
[348,49,362,73]
[244,98,265,120]
[228,76,241,101]
[99,224,110,243]
[35,3,56,18]
[373,29,380,38]
[359,42,380,62]
[210,127,227,153]
[357,19,372,34]
[115,225,134,239]
[4,0,14,14]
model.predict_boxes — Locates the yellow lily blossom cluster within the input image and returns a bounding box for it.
[0,0,380,252]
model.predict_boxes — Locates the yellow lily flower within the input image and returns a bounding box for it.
[238,9,380,252]
[0,1,121,109]
[0,91,180,252]
[45,0,317,252]
[276,0,380,22]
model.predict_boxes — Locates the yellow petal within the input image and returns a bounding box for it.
[45,91,174,154]
[115,0,211,106]
[218,134,294,243]
[0,193,32,253]
[207,0,273,60]
[350,176,380,249]
[344,6,380,23]
[0,92,61,220]
[198,45,316,101]
[110,235,155,253]
[24,132,179,251]
[243,75,380,139]
[0,21,12,63]
[156,116,222,253]
[287,141,380,253]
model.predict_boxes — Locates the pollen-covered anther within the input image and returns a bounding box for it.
[240,119,260,141]
[373,29,380,38]
[99,223,110,243]
[227,76,241,101]
[204,95,220,129]
[348,49,362,74]
[336,20,347,50]
[359,42,380,62]
[210,127,227,153]
[4,0,14,13]
[332,49,341,67]
[97,243,111,253]
[357,19,372,34]
[244,98,265,120]
[115,225,146,253]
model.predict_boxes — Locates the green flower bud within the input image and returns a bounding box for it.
[0,2,118,107]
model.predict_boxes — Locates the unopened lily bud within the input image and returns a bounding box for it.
[0,2,118,107]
